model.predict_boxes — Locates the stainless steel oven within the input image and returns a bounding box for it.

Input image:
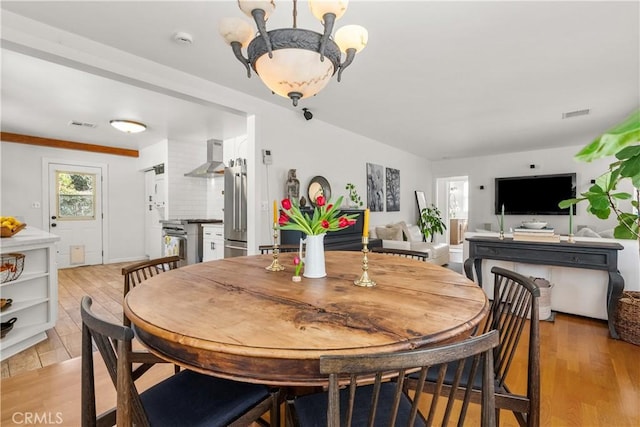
[161,220,192,266]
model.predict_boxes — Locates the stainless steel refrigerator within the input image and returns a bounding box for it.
[224,158,248,257]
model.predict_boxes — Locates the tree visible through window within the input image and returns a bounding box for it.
[57,171,96,219]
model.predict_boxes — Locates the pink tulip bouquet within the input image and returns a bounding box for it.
[278,195,357,235]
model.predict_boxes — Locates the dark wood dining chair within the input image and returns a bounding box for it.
[81,296,280,427]
[121,256,182,376]
[121,255,180,326]
[371,247,429,261]
[289,330,499,427]
[406,266,541,427]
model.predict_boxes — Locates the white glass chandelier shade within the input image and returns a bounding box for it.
[109,120,146,133]
[308,0,349,21]
[238,0,275,19]
[335,25,368,53]
[254,48,335,102]
[219,17,254,47]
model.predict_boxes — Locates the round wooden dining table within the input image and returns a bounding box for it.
[124,251,488,387]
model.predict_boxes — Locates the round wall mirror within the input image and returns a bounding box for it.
[307,176,331,205]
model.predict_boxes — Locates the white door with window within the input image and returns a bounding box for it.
[48,163,104,268]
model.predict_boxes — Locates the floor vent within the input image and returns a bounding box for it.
[562,109,590,119]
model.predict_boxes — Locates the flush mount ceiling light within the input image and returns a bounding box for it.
[109,119,147,133]
[219,0,367,106]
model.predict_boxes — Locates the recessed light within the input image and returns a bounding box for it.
[110,119,147,133]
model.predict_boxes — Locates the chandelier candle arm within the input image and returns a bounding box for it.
[319,13,336,61]
[337,48,355,82]
[250,9,273,59]
[231,41,251,78]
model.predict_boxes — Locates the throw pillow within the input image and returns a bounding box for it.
[406,225,424,242]
[575,227,601,238]
[375,225,403,241]
[598,229,615,239]
[393,221,411,241]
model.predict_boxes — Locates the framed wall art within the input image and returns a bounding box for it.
[385,167,400,211]
[366,163,384,211]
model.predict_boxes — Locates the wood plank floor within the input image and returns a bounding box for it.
[1,262,639,426]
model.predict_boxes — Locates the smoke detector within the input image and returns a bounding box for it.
[173,32,193,45]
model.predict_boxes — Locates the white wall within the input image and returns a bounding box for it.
[431,144,630,235]
[254,115,432,247]
[0,141,145,263]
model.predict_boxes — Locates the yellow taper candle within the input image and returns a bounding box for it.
[273,200,278,224]
[363,208,370,237]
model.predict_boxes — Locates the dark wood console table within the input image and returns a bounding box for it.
[464,236,624,339]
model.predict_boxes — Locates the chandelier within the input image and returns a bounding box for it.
[220,0,368,106]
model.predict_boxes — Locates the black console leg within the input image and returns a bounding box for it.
[607,271,625,339]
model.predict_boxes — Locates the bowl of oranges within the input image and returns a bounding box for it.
[1,217,26,238]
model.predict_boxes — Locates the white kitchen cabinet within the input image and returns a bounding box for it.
[1,227,60,360]
[202,224,224,261]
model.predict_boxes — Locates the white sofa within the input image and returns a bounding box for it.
[370,222,450,266]
[463,230,640,321]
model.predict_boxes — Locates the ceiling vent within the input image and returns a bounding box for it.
[68,120,97,128]
[562,109,590,119]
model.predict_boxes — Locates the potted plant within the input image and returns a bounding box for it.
[558,109,639,250]
[419,204,447,242]
[345,183,364,208]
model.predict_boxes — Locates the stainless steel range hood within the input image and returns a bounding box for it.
[184,139,225,178]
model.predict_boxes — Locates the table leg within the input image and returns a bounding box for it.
[463,258,483,286]
[607,271,625,339]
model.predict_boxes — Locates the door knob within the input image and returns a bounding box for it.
[51,215,57,220]
[51,223,57,227]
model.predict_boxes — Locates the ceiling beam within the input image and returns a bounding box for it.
[0,132,139,158]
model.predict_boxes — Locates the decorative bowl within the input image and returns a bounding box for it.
[1,317,17,338]
[1,223,26,238]
[1,253,25,283]
[521,221,548,229]
[0,298,12,311]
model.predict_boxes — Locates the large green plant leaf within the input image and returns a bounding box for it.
[575,110,640,162]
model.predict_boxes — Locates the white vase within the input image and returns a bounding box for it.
[301,233,326,278]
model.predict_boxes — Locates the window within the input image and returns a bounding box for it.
[56,171,96,219]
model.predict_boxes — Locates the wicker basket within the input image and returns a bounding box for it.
[615,291,640,346]
[0,253,25,283]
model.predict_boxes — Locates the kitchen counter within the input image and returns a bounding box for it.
[0,226,60,249]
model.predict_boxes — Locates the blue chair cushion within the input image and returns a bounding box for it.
[409,359,484,390]
[293,382,425,427]
[140,369,270,427]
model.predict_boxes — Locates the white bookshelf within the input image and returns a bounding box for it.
[0,227,60,360]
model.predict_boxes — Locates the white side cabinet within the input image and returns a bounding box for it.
[1,227,60,361]
[202,224,224,262]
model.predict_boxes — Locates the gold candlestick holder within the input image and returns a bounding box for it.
[567,233,575,243]
[266,223,285,271]
[354,236,376,287]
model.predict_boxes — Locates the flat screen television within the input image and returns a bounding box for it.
[495,173,576,215]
